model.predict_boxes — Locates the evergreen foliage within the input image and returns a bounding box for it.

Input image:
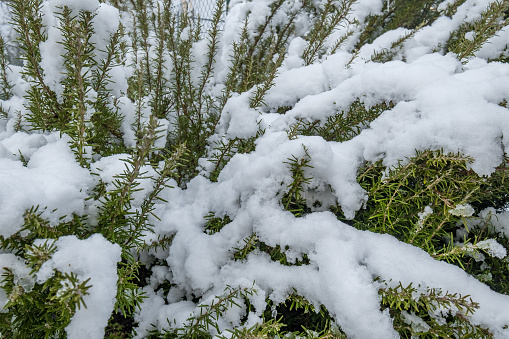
[0,0,509,338]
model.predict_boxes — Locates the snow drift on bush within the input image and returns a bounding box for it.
[1,0,509,338]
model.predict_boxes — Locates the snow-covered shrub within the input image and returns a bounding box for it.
[1,0,509,338]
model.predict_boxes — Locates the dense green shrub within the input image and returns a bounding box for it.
[1,0,509,338]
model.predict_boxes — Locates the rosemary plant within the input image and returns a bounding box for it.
[0,0,508,338]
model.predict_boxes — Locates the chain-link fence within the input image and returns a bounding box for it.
[173,0,229,29]
[0,0,230,65]
[0,1,22,66]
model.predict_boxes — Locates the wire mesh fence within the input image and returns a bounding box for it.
[0,0,230,65]
[172,0,229,29]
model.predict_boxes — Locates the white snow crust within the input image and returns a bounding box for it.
[1,0,509,338]
[0,134,92,238]
[36,234,122,339]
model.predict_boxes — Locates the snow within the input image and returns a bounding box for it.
[50,0,100,14]
[267,53,509,178]
[476,239,507,259]
[0,133,92,238]
[222,93,260,138]
[39,0,121,98]
[265,61,328,109]
[180,26,191,41]
[351,0,383,22]
[402,0,503,62]
[92,4,120,38]
[478,208,509,237]
[357,27,412,61]
[40,2,66,98]
[476,26,509,60]
[91,4,121,63]
[283,37,306,69]
[449,203,476,217]
[401,311,431,332]
[1,0,509,338]
[36,234,121,339]
[0,253,34,310]
[147,161,509,337]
